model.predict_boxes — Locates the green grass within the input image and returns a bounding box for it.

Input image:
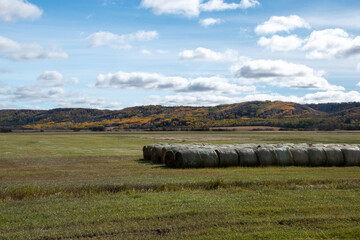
[1,131,360,239]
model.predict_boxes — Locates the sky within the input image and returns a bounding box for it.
[1,0,360,109]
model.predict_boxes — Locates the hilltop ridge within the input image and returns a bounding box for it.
[1,101,360,131]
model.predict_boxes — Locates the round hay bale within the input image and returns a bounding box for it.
[290,148,309,166]
[274,148,293,166]
[143,144,156,160]
[215,147,239,167]
[324,148,344,166]
[161,144,183,164]
[341,148,360,166]
[255,148,277,166]
[151,145,166,163]
[174,147,219,168]
[308,147,326,167]
[164,145,192,167]
[236,148,259,167]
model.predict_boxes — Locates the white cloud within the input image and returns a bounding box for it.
[71,77,79,84]
[37,71,65,87]
[302,28,360,59]
[302,91,360,103]
[141,0,201,17]
[58,97,122,109]
[356,82,360,87]
[233,59,344,91]
[96,71,255,94]
[141,0,259,17]
[148,90,360,106]
[238,0,260,9]
[140,49,152,55]
[0,0,42,22]
[0,36,68,61]
[179,47,238,61]
[200,0,259,11]
[357,63,360,72]
[255,15,310,35]
[257,35,303,51]
[199,18,222,27]
[10,85,65,102]
[86,30,158,49]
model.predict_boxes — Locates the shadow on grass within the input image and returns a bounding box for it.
[135,158,167,169]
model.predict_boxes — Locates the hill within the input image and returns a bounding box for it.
[1,101,360,131]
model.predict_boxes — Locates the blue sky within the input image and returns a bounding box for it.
[1,0,360,109]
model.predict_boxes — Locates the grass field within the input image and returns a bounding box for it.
[1,131,360,239]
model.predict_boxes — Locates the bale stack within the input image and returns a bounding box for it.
[142,143,360,168]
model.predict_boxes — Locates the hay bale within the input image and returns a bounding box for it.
[161,144,183,164]
[324,148,344,166]
[274,148,293,166]
[236,148,259,167]
[308,147,326,167]
[341,148,360,166]
[290,148,309,166]
[151,145,168,163]
[174,147,219,168]
[164,145,192,167]
[215,147,239,167]
[255,148,277,166]
[143,144,159,160]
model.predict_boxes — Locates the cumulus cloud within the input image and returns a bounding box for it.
[96,71,255,94]
[357,63,360,72]
[0,36,68,61]
[356,82,360,87]
[0,0,42,22]
[3,71,78,102]
[200,0,260,11]
[37,71,65,87]
[255,15,310,35]
[147,93,302,106]
[179,47,238,61]
[199,18,222,27]
[86,30,158,49]
[10,85,65,102]
[141,0,259,17]
[302,28,360,59]
[141,0,201,17]
[257,35,303,51]
[233,59,344,91]
[302,91,360,103]
[58,97,123,109]
[148,90,360,106]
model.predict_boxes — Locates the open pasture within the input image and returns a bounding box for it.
[1,131,360,239]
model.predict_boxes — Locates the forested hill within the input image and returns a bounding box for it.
[1,101,360,131]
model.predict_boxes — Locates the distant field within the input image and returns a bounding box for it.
[1,132,360,239]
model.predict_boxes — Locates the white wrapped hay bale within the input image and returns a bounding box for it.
[236,148,259,167]
[255,148,277,166]
[308,147,327,167]
[290,148,309,166]
[324,148,344,166]
[341,148,360,166]
[274,147,293,166]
